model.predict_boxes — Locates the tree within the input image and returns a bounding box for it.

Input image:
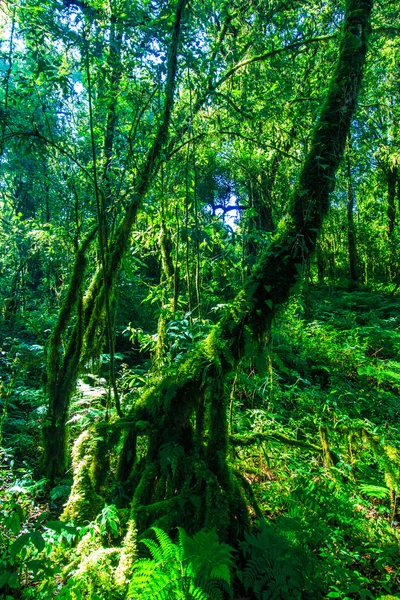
[58,0,373,540]
[41,0,188,480]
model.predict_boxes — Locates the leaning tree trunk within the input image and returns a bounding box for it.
[43,0,188,481]
[63,0,373,540]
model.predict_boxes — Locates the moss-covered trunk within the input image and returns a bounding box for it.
[43,229,97,480]
[43,0,188,481]
[387,166,397,236]
[347,154,359,283]
[65,0,373,538]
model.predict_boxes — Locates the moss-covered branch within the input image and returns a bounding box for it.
[244,0,373,340]
[229,433,323,454]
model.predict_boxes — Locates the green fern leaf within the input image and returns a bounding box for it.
[128,527,234,600]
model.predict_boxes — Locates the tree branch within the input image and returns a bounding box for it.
[230,433,323,453]
[215,34,337,88]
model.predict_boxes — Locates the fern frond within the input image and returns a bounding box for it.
[153,526,179,561]
[210,563,231,582]
[140,538,166,563]
[242,526,306,600]
[180,528,234,579]
[188,582,211,600]
[202,578,225,600]
[359,483,391,499]
[128,527,234,600]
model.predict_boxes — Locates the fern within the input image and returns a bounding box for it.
[179,528,233,584]
[127,527,234,600]
[359,483,391,499]
[241,525,306,600]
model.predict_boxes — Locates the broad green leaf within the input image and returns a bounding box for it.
[10,533,32,557]
[31,531,45,552]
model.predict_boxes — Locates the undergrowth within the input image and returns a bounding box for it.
[1,286,399,598]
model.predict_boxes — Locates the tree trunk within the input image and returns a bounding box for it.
[387,165,397,237]
[347,154,358,283]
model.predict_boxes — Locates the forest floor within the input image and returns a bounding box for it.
[0,285,399,599]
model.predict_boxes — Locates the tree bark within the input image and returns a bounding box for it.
[347,154,358,283]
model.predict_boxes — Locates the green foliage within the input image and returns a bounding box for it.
[128,527,234,600]
[165,315,213,360]
[1,0,400,596]
[241,524,310,600]
[229,287,400,598]
[0,480,62,598]
[358,484,391,500]
[45,506,122,600]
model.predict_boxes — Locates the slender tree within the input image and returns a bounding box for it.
[43,0,188,480]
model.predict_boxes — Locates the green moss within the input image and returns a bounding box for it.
[204,474,230,538]
[117,429,138,482]
[44,228,97,480]
[62,430,105,523]
[319,426,335,467]
[114,518,138,589]
[346,426,400,518]
[67,546,120,599]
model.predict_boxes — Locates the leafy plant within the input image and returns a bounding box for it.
[359,484,391,500]
[128,527,234,600]
[240,523,310,600]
